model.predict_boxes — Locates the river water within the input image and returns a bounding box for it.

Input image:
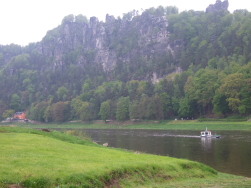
[63,129,251,177]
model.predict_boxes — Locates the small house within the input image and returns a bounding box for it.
[13,112,27,120]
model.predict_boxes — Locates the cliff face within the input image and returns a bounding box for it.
[206,0,229,13]
[0,1,232,81]
[38,12,180,74]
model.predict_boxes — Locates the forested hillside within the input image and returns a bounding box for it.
[1,0,251,122]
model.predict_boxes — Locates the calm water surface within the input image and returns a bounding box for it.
[66,129,251,177]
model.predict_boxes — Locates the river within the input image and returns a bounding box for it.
[62,129,251,177]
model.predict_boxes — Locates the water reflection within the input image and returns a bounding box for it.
[201,137,212,153]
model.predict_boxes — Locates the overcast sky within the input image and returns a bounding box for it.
[0,0,249,46]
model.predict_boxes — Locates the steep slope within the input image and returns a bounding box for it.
[1,1,251,121]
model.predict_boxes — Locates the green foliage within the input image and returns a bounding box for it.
[80,102,93,122]
[99,100,111,122]
[2,109,15,119]
[43,106,52,122]
[194,69,217,108]
[28,101,49,121]
[2,8,251,121]
[70,98,84,119]
[0,100,8,120]
[116,97,130,120]
[62,14,74,24]
[75,14,88,24]
[144,5,179,17]
[57,86,69,101]
[10,94,20,111]
[82,82,91,93]
[178,97,197,118]
[53,102,64,122]
[212,93,231,116]
[218,73,244,112]
[6,53,30,70]
[129,100,139,119]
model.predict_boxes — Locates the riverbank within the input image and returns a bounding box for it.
[7,119,251,131]
[0,126,250,188]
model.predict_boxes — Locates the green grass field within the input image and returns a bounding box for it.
[10,119,251,131]
[0,126,251,188]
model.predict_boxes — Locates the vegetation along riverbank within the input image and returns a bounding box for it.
[7,119,251,131]
[0,126,251,188]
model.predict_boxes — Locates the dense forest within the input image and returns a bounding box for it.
[1,1,251,122]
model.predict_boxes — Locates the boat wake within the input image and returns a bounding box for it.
[152,134,201,138]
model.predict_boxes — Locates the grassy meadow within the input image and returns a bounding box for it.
[0,126,251,187]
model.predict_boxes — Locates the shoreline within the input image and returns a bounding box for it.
[1,126,251,187]
[5,119,251,131]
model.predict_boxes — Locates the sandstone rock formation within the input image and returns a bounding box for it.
[38,12,181,75]
[206,0,229,13]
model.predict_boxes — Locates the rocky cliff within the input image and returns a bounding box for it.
[38,11,181,77]
[0,1,232,82]
[206,0,229,13]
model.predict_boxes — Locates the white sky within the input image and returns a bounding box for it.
[0,0,250,46]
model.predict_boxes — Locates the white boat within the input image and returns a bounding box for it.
[200,127,221,138]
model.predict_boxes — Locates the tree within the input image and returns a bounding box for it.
[127,80,139,100]
[82,78,92,93]
[146,97,155,119]
[212,93,231,116]
[53,101,65,122]
[75,14,88,24]
[178,97,197,118]
[138,94,149,119]
[71,98,84,119]
[159,92,172,118]
[238,78,251,114]
[193,69,217,113]
[39,106,47,122]
[129,100,139,119]
[10,94,20,111]
[99,100,111,122]
[80,102,93,122]
[29,101,49,121]
[116,97,130,120]
[218,73,244,112]
[184,76,196,100]
[29,103,39,120]
[0,100,8,120]
[62,14,74,24]
[154,95,164,120]
[145,81,154,97]
[57,86,69,101]
[165,6,179,16]
[21,91,30,109]
[2,109,15,119]
[44,106,52,122]
[63,101,71,121]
